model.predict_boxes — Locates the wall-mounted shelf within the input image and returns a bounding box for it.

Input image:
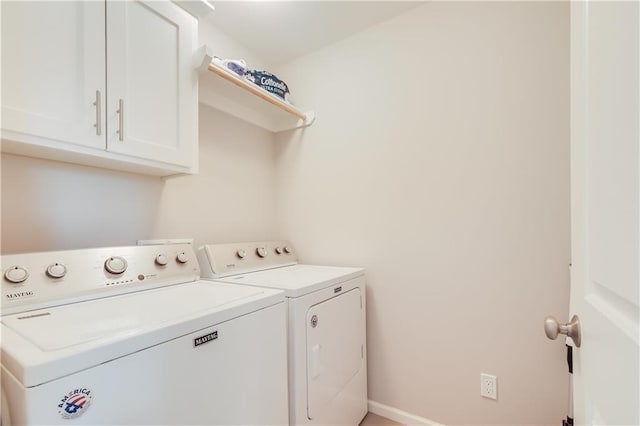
[196,46,315,133]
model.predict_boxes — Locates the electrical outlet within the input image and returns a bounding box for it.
[480,373,497,400]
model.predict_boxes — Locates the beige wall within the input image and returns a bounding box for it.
[153,104,278,246]
[1,3,570,425]
[1,105,277,253]
[1,153,162,253]
[199,17,272,73]
[274,2,570,425]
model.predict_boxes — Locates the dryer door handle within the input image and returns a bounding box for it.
[310,344,321,379]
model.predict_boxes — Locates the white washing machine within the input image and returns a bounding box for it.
[197,241,368,425]
[1,243,288,425]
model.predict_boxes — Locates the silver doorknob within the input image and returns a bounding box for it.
[544,314,581,347]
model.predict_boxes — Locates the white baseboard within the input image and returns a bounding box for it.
[367,400,444,426]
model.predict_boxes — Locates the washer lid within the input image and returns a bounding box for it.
[213,264,364,297]
[1,281,284,387]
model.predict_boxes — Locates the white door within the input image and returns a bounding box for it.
[306,289,364,419]
[570,1,639,424]
[106,0,197,168]
[1,1,105,149]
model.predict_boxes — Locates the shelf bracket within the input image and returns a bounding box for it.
[296,111,316,130]
[272,111,316,133]
[194,45,213,72]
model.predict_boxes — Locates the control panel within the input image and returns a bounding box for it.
[197,241,298,278]
[1,243,200,315]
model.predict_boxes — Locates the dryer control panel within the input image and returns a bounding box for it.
[198,241,298,278]
[1,243,200,315]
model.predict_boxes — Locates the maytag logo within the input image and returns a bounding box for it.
[194,331,218,347]
[5,291,34,300]
[334,286,342,293]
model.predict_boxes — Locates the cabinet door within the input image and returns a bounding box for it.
[106,0,197,168]
[1,1,105,149]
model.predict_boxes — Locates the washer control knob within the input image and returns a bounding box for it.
[284,246,294,254]
[256,247,268,258]
[4,266,29,284]
[176,252,189,264]
[155,254,168,266]
[46,263,67,279]
[236,249,247,259]
[275,247,284,255]
[104,257,127,274]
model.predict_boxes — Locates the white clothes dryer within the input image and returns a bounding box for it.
[198,241,368,425]
[1,243,288,425]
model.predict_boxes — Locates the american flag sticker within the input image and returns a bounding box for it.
[57,388,93,419]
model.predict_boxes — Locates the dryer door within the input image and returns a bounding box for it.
[306,288,364,419]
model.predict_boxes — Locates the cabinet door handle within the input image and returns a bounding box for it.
[93,90,102,136]
[116,99,124,141]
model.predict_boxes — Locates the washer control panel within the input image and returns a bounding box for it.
[198,241,297,278]
[1,243,200,315]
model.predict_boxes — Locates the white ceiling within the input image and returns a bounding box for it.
[202,1,423,65]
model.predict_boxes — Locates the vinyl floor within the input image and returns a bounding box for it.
[359,413,404,426]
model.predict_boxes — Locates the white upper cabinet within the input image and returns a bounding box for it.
[1,0,198,176]
[1,1,105,150]
[106,1,197,168]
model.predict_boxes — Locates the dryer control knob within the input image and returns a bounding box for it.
[284,246,294,254]
[256,247,268,258]
[236,249,247,259]
[176,252,189,264]
[4,266,29,284]
[104,256,127,274]
[155,254,168,266]
[46,263,67,279]
[275,247,284,255]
